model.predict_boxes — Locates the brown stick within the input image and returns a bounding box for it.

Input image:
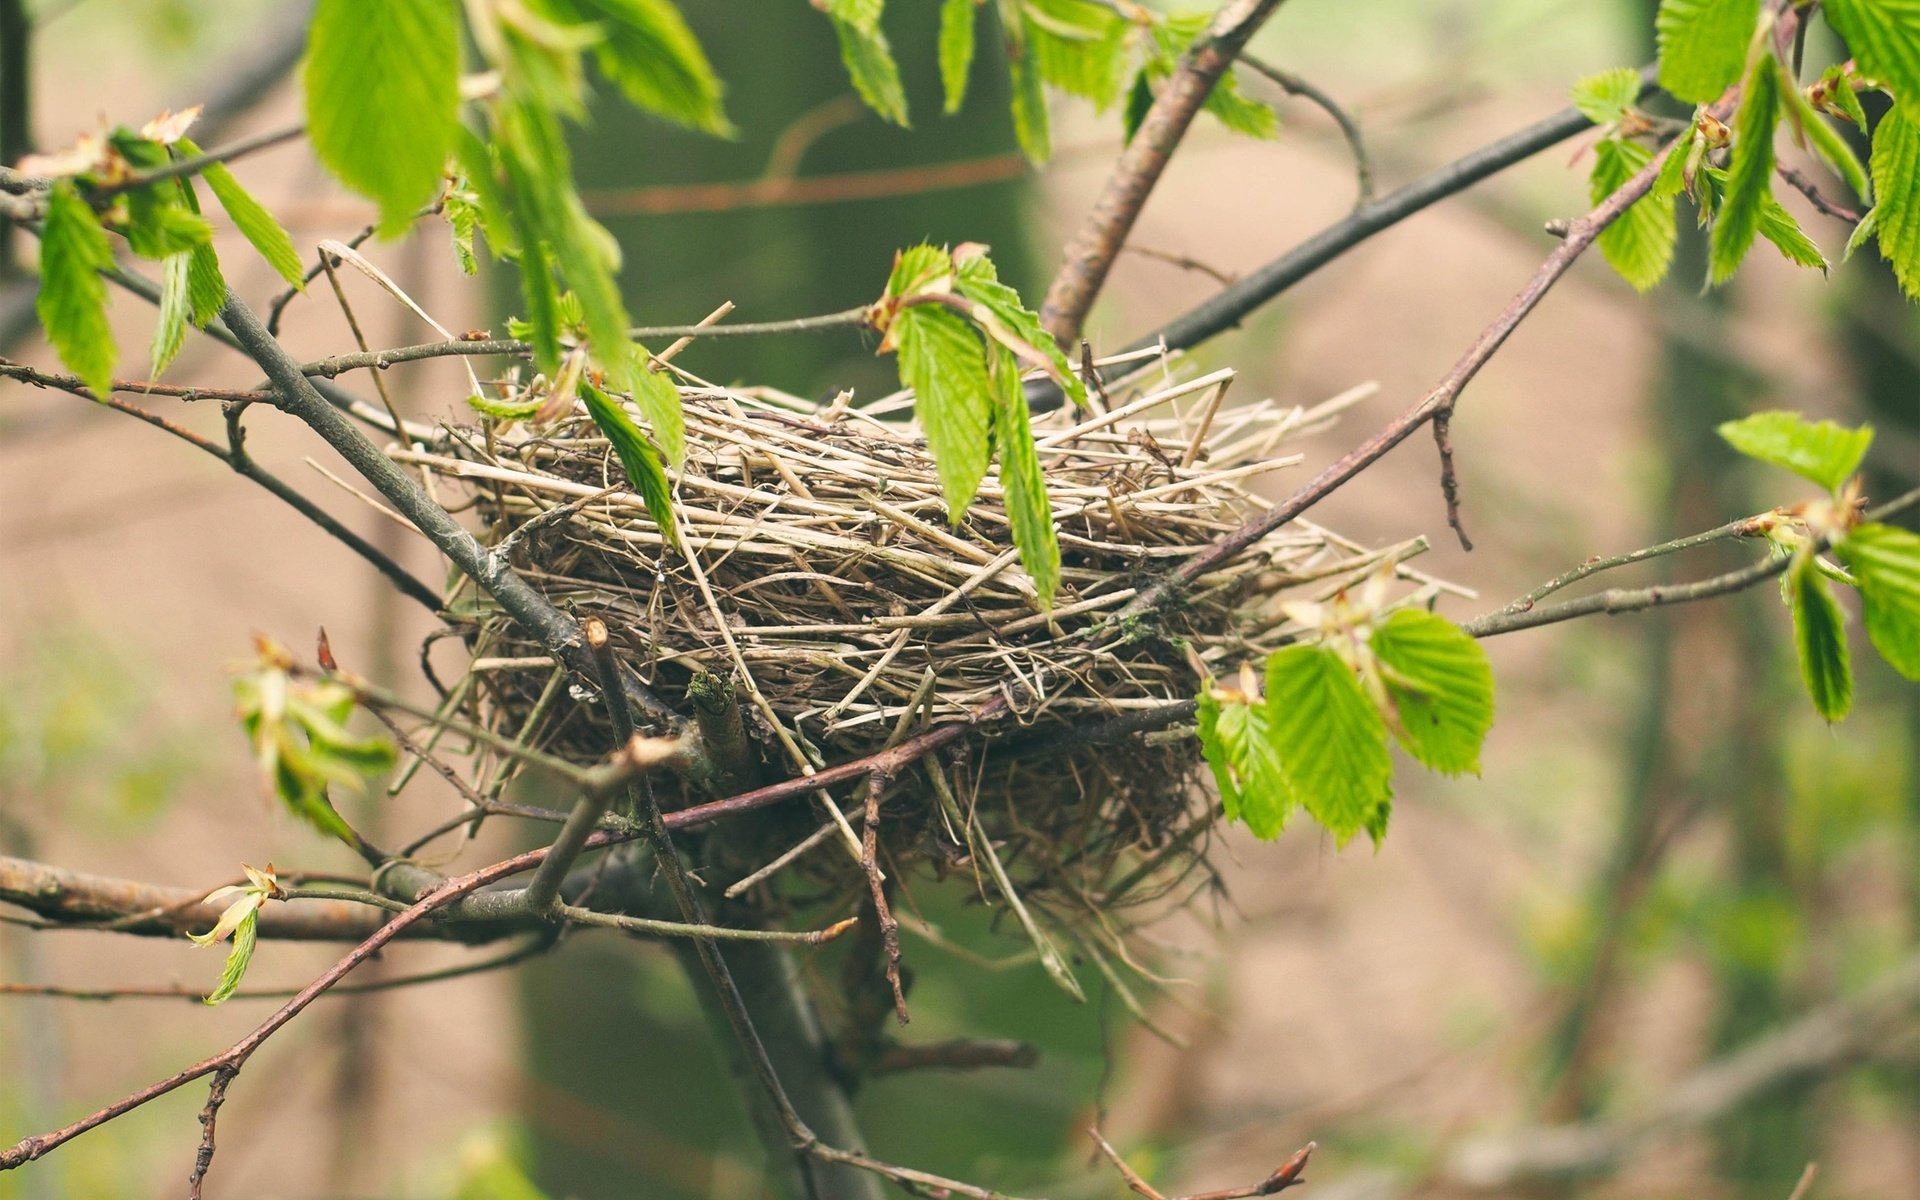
[1039,0,1291,342]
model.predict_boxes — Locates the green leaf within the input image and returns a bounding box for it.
[1656,0,1761,103]
[1008,17,1052,163]
[988,348,1060,606]
[1717,410,1874,492]
[1592,137,1678,291]
[445,184,481,274]
[1121,70,1154,143]
[304,0,461,236]
[182,141,305,289]
[1196,688,1294,840]
[1369,610,1495,777]
[466,391,545,421]
[825,0,883,35]
[204,906,258,1006]
[1868,103,1920,299]
[1790,554,1853,721]
[1818,63,1870,131]
[566,0,732,136]
[1264,645,1394,846]
[1757,196,1828,271]
[582,380,677,547]
[122,190,213,259]
[1654,127,1700,200]
[953,250,1086,405]
[939,0,976,114]
[1709,51,1783,284]
[1845,204,1879,260]
[886,242,954,297]
[1823,0,1920,106]
[176,179,229,326]
[36,181,117,401]
[1838,522,1920,680]
[892,304,992,518]
[151,252,191,377]
[1027,0,1128,111]
[1572,66,1643,125]
[631,360,686,466]
[1202,70,1280,139]
[828,10,909,127]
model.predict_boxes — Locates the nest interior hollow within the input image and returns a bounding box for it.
[399,359,1420,918]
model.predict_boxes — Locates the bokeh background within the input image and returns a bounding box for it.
[2,1,1917,1197]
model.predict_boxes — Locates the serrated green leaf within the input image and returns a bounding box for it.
[1369,610,1495,777]
[1573,67,1643,125]
[1757,196,1828,271]
[582,380,677,548]
[1197,689,1294,839]
[829,11,909,127]
[1008,17,1052,162]
[445,185,480,274]
[886,243,953,297]
[1203,70,1280,139]
[1819,63,1871,130]
[1656,0,1761,103]
[825,0,883,36]
[1845,204,1879,260]
[204,906,258,1006]
[182,141,304,289]
[1790,554,1853,721]
[1838,522,1920,679]
[1717,410,1874,492]
[1027,0,1128,110]
[988,348,1059,606]
[175,179,229,326]
[1709,51,1782,284]
[151,252,191,377]
[304,0,461,236]
[631,360,686,466]
[1592,137,1678,291]
[1653,127,1699,200]
[893,305,992,518]
[1868,103,1920,298]
[1264,645,1394,846]
[122,189,213,259]
[1121,70,1154,143]
[1823,0,1920,107]
[953,250,1086,405]
[940,0,977,113]
[565,0,732,135]
[36,181,117,401]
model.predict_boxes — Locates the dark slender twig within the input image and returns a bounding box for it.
[0,0,31,277]
[1776,163,1864,224]
[0,363,443,610]
[1113,86,1696,617]
[187,1066,235,1200]
[1040,0,1293,341]
[1239,52,1373,205]
[860,767,909,1024]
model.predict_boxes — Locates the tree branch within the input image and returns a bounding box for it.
[1239,53,1372,206]
[1039,0,1292,342]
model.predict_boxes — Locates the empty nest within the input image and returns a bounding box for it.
[395,352,1453,929]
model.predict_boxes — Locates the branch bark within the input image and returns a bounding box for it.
[1039,0,1291,342]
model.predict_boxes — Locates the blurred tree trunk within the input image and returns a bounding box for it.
[516,4,1039,1196]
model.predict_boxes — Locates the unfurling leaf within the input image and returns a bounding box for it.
[1007,15,1052,162]
[892,304,992,517]
[1265,645,1394,846]
[632,363,687,467]
[1027,0,1128,111]
[1656,0,1761,103]
[1709,51,1783,284]
[304,0,462,235]
[36,181,117,401]
[1838,522,1920,680]
[1867,103,1920,299]
[1756,197,1828,272]
[555,0,733,136]
[1717,410,1874,493]
[203,905,258,1006]
[988,348,1060,606]
[953,249,1086,405]
[1197,684,1294,839]
[1591,137,1677,291]
[1790,554,1853,721]
[183,138,306,289]
[151,253,192,377]
[1572,67,1643,126]
[939,0,977,113]
[234,641,394,846]
[1370,610,1496,777]
[582,380,677,546]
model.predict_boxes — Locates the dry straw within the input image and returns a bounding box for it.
[393,351,1453,943]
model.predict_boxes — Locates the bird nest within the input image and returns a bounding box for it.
[393,355,1445,930]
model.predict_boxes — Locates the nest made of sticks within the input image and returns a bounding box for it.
[395,351,1455,928]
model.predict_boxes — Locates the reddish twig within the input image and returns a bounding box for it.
[1092,1129,1314,1200]
[1775,163,1863,224]
[861,767,909,1025]
[187,1066,236,1200]
[1039,0,1291,341]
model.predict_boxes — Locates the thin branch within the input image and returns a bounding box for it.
[187,1066,235,1200]
[1776,163,1864,224]
[1113,86,1696,622]
[1483,510,1778,620]
[1039,0,1293,342]
[1239,53,1373,205]
[1092,1128,1315,1200]
[0,362,442,610]
[1462,486,1920,639]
